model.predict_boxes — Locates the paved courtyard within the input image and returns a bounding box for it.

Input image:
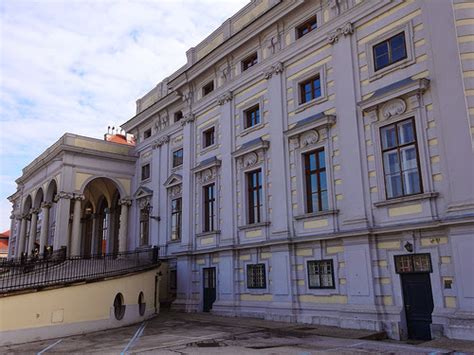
[3,311,473,354]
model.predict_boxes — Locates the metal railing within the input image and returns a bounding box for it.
[0,247,159,294]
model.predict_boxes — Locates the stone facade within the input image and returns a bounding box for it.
[8,0,474,341]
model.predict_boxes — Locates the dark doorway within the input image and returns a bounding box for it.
[203,267,216,312]
[396,253,434,340]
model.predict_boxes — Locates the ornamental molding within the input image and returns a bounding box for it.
[55,191,74,201]
[40,202,53,209]
[73,194,85,201]
[263,61,284,79]
[181,113,195,127]
[243,152,259,168]
[30,208,40,215]
[170,184,182,198]
[381,98,407,119]
[119,198,132,207]
[300,130,320,147]
[138,198,151,209]
[152,135,170,149]
[327,22,353,44]
[200,168,216,184]
[217,91,233,105]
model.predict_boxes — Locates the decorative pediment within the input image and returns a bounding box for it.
[134,186,153,199]
[164,173,182,188]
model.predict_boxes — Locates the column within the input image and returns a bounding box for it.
[27,208,39,255]
[39,202,52,254]
[180,114,194,249]
[264,63,290,237]
[157,136,170,247]
[217,92,234,244]
[70,194,85,256]
[17,215,27,256]
[52,192,73,250]
[118,199,132,253]
[90,214,99,255]
[330,23,368,227]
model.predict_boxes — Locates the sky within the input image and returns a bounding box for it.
[0,0,249,232]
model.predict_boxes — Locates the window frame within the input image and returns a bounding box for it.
[242,52,258,72]
[202,80,214,97]
[172,148,184,168]
[139,206,150,246]
[299,74,322,105]
[292,65,327,112]
[303,148,328,213]
[202,126,216,149]
[307,259,335,289]
[246,263,267,289]
[143,128,152,140]
[373,32,407,72]
[244,104,261,130]
[174,111,183,123]
[203,183,216,232]
[170,197,182,241]
[246,169,263,225]
[141,163,151,181]
[379,117,423,199]
[296,16,317,39]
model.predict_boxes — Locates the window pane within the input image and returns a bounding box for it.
[374,42,388,57]
[383,151,400,174]
[386,173,403,198]
[320,171,327,190]
[318,150,325,168]
[403,169,421,195]
[390,34,406,62]
[400,146,418,170]
[309,153,317,171]
[311,194,319,213]
[381,125,397,149]
[320,190,328,211]
[398,120,415,144]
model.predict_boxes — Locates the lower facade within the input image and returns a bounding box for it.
[166,224,474,341]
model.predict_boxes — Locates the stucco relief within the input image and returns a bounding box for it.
[217,91,233,105]
[201,168,216,184]
[263,62,284,79]
[243,152,259,168]
[381,98,407,119]
[137,197,151,209]
[170,184,182,198]
[300,130,320,147]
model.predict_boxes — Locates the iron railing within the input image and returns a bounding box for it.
[0,247,159,294]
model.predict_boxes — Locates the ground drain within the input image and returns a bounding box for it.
[193,340,224,348]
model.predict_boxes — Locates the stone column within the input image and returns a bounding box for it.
[181,114,195,249]
[53,192,73,250]
[118,199,132,253]
[70,194,85,256]
[17,215,27,256]
[264,62,290,237]
[217,92,234,245]
[39,202,52,254]
[91,214,99,255]
[27,208,39,255]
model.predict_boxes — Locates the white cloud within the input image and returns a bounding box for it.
[0,0,249,230]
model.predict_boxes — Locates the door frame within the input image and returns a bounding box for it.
[202,266,217,312]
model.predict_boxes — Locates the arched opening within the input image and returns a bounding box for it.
[19,195,33,255]
[45,180,58,249]
[81,177,123,256]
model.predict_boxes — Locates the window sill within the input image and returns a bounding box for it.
[200,144,217,155]
[294,209,339,221]
[239,123,264,137]
[295,95,328,114]
[196,230,221,238]
[238,221,270,231]
[373,192,438,208]
[167,239,181,245]
[368,57,415,82]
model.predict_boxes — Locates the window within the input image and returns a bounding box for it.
[141,164,150,181]
[242,52,258,71]
[202,81,214,96]
[138,292,146,316]
[173,149,183,168]
[244,105,260,129]
[171,198,182,241]
[203,127,215,148]
[297,16,317,39]
[299,75,321,104]
[144,128,152,139]
[113,293,126,320]
[139,207,149,246]
[395,253,432,274]
[304,149,328,213]
[174,111,183,122]
[169,269,177,290]
[203,184,215,232]
[247,169,263,224]
[380,118,422,199]
[247,263,266,289]
[373,32,407,71]
[307,260,335,289]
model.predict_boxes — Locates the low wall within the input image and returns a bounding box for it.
[0,267,160,346]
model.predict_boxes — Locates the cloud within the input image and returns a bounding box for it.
[0,0,249,230]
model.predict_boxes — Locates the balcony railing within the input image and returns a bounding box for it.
[0,247,159,294]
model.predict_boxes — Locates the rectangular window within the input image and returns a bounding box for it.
[395,253,432,274]
[304,149,328,213]
[244,105,260,129]
[299,75,321,104]
[144,128,152,139]
[139,207,149,246]
[307,260,335,289]
[380,118,422,199]
[172,149,183,168]
[202,81,214,96]
[171,198,182,241]
[247,263,266,289]
[373,32,407,71]
[297,16,317,39]
[203,127,215,148]
[247,169,263,224]
[242,52,258,71]
[174,111,183,122]
[203,184,215,232]
[141,164,150,181]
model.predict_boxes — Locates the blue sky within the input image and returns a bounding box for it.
[0,0,248,231]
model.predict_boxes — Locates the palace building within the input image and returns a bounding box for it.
[7,0,474,341]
